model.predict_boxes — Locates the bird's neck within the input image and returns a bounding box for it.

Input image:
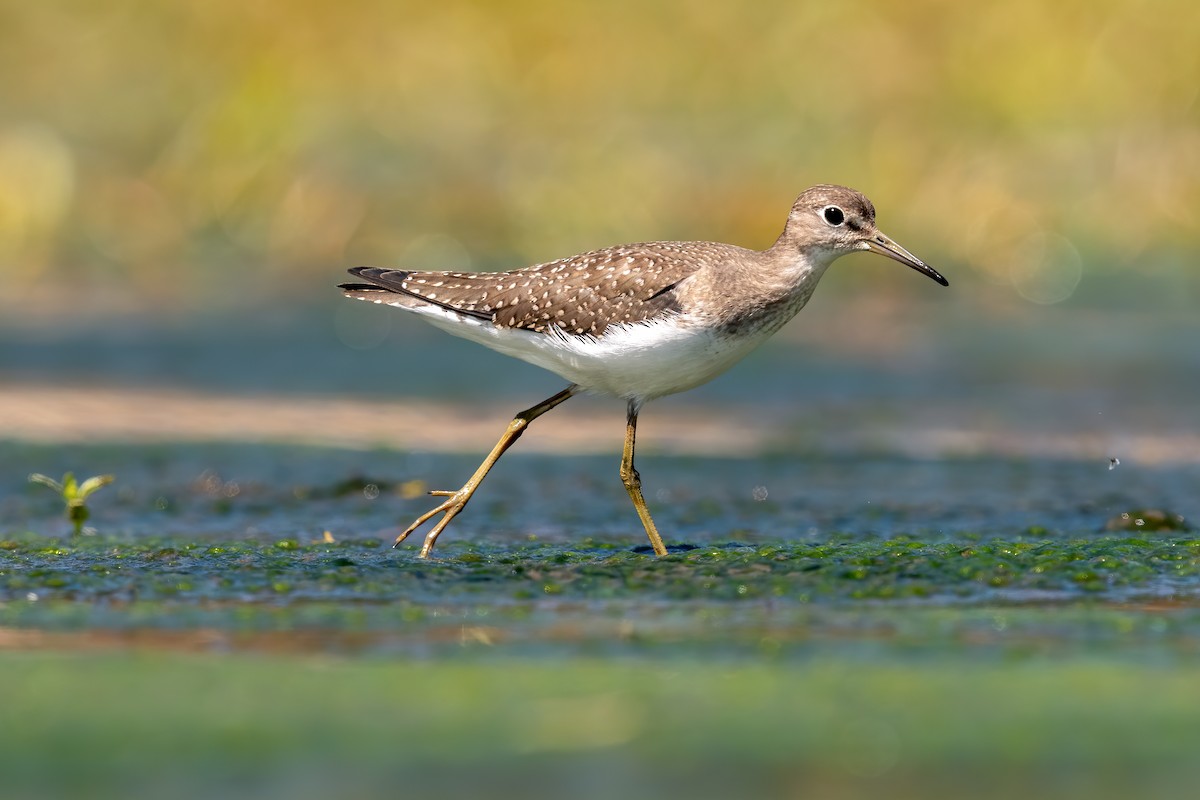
[763,241,838,294]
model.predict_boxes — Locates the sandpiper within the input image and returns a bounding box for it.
[340,184,948,557]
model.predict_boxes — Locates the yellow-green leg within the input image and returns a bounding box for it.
[395,385,578,558]
[620,401,669,556]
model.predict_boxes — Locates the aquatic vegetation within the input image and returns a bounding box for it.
[3,534,1198,608]
[27,472,115,536]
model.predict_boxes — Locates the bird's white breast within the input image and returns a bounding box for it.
[389,300,774,402]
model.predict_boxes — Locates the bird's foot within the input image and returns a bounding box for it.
[393,487,473,558]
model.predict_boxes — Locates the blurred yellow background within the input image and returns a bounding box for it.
[0,0,1197,318]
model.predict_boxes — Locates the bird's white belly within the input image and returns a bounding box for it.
[408,304,769,402]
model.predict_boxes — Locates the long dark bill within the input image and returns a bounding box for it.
[866,233,949,287]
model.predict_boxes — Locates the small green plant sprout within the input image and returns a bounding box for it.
[28,472,115,536]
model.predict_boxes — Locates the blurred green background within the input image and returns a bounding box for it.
[2,0,1197,319]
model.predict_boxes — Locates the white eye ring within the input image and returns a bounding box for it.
[821,205,845,227]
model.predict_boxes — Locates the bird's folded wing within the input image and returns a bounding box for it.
[342,242,716,336]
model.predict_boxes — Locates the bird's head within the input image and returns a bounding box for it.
[778,184,948,287]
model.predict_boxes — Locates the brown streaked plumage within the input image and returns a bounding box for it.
[342,241,738,336]
[338,184,948,558]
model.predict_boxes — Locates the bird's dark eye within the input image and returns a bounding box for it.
[822,206,845,226]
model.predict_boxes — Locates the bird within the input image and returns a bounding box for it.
[339,184,948,557]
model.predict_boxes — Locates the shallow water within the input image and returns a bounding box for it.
[3,436,1199,628]
[3,441,1197,543]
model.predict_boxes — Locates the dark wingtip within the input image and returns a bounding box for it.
[340,266,407,293]
[339,266,377,292]
[341,266,413,291]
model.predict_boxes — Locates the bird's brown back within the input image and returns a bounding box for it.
[345,240,753,337]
